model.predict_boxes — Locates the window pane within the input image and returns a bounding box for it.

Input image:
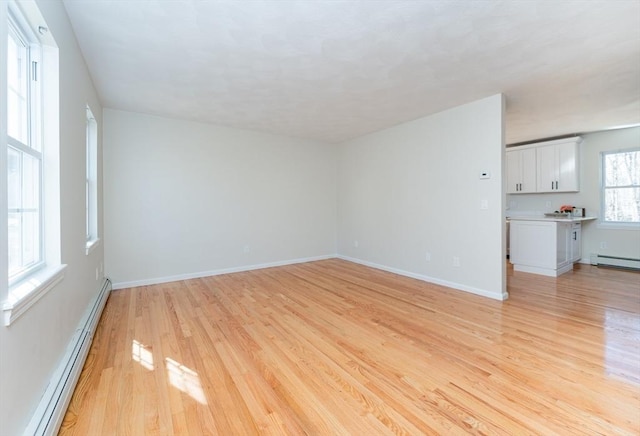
[7,148,42,278]
[8,147,21,209]
[22,211,40,268]
[22,152,40,209]
[7,29,29,144]
[605,187,640,222]
[605,151,640,187]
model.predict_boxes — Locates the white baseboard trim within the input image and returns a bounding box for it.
[111,255,337,290]
[24,278,112,436]
[588,253,640,270]
[337,255,508,301]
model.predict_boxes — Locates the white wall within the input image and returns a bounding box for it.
[337,94,506,300]
[103,109,337,287]
[507,126,640,260]
[0,1,104,434]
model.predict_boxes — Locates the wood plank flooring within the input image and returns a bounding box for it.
[60,259,640,435]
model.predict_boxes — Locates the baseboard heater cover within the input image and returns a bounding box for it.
[590,254,640,271]
[25,277,112,436]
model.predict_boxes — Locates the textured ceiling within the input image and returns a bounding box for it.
[62,0,640,144]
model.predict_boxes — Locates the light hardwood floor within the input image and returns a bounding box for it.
[60,259,640,435]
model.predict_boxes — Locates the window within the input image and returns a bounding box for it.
[3,2,64,326]
[602,149,640,225]
[85,105,98,253]
[7,10,43,284]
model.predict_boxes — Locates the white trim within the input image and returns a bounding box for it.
[589,254,640,270]
[600,147,640,227]
[337,255,508,301]
[596,221,640,230]
[111,255,336,290]
[85,237,100,255]
[25,278,111,436]
[513,262,573,277]
[3,263,67,326]
[112,255,509,301]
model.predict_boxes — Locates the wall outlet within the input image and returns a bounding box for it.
[243,245,251,253]
[545,201,552,209]
[600,241,608,250]
[354,240,359,248]
[425,252,431,262]
[480,199,488,210]
[453,256,460,267]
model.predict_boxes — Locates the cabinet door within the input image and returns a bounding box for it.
[506,151,521,194]
[520,148,537,193]
[537,144,557,192]
[536,142,579,193]
[557,142,579,192]
[506,148,536,194]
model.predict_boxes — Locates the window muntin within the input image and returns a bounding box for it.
[602,149,640,224]
[6,10,44,284]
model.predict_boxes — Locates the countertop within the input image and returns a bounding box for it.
[507,215,597,223]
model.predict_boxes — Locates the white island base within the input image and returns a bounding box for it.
[509,216,596,277]
[514,261,574,277]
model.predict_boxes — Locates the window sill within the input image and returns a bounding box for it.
[3,264,67,326]
[597,221,640,230]
[86,238,101,255]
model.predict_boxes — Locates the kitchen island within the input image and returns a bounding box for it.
[508,215,597,277]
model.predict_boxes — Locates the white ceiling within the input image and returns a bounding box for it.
[62,0,640,144]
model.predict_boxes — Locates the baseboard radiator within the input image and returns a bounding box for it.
[590,254,640,271]
[25,277,112,436]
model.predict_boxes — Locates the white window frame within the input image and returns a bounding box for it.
[600,147,640,229]
[85,104,99,254]
[3,0,65,326]
[6,6,44,285]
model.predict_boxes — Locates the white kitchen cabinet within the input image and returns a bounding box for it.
[506,137,581,194]
[509,219,584,277]
[536,140,580,193]
[506,147,537,194]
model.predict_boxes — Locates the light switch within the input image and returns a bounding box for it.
[480,199,488,210]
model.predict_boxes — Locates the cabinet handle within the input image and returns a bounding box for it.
[555,181,559,190]
[551,181,554,190]
[573,231,577,240]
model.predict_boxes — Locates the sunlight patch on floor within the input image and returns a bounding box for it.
[165,357,208,405]
[132,340,154,370]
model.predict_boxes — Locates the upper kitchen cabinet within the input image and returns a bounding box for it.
[506,137,581,194]
[506,147,537,193]
[536,138,580,193]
